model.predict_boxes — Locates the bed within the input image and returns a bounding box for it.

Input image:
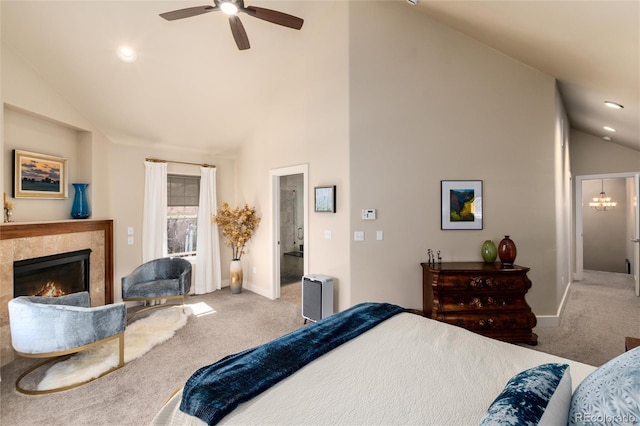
[152,303,640,425]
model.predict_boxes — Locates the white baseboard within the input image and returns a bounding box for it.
[535,280,572,327]
[221,279,273,299]
[244,280,272,299]
[535,315,560,327]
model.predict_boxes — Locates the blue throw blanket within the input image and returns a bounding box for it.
[180,302,406,425]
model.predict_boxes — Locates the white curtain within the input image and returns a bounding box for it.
[195,166,221,293]
[142,161,168,262]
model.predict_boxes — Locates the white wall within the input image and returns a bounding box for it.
[3,107,81,221]
[237,1,351,308]
[554,86,572,317]
[348,1,561,314]
[2,47,109,221]
[570,129,640,175]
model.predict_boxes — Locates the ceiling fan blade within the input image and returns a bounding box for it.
[160,5,217,21]
[229,16,250,50]
[243,6,303,30]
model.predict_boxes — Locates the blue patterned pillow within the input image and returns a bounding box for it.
[479,363,571,426]
[568,347,640,425]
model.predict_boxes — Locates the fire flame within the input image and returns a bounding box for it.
[34,281,66,297]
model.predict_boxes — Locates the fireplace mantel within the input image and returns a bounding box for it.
[1,219,114,304]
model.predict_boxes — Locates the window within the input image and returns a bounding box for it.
[167,174,200,256]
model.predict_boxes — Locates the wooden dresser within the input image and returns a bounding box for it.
[421,262,537,345]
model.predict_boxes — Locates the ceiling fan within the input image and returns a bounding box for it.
[159,0,304,51]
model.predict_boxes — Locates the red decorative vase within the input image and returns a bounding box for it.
[498,235,517,265]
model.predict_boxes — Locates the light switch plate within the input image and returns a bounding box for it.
[324,230,332,240]
[376,230,383,240]
[354,231,364,241]
[127,236,134,245]
[127,227,134,235]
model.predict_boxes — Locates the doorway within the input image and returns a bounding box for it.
[279,174,304,305]
[270,165,309,302]
[575,172,640,296]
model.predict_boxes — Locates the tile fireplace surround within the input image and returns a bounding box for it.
[0,219,114,366]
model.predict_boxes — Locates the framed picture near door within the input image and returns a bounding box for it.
[314,185,336,213]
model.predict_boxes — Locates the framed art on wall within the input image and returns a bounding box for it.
[441,180,483,230]
[314,185,336,213]
[13,150,68,199]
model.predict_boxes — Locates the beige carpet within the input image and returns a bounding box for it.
[529,269,640,366]
[1,289,304,426]
[1,271,637,425]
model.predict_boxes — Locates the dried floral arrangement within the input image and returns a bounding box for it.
[212,202,261,260]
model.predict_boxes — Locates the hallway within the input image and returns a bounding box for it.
[531,269,640,366]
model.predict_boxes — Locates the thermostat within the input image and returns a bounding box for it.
[362,209,377,220]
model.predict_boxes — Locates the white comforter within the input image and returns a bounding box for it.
[152,313,595,425]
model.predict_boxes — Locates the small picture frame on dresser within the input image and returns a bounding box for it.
[441,180,483,230]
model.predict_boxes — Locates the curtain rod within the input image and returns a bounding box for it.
[145,158,215,168]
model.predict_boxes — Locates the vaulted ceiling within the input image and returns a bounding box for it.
[415,0,639,152]
[2,1,638,154]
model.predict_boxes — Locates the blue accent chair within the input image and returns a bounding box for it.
[8,291,126,394]
[121,257,192,319]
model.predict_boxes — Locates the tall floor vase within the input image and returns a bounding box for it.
[70,183,91,219]
[230,260,243,294]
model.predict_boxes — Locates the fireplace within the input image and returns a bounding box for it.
[14,249,92,298]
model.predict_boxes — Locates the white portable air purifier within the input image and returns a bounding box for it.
[301,274,334,323]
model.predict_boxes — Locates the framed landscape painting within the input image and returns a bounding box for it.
[441,180,483,230]
[13,150,68,199]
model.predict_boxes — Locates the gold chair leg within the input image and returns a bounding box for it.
[15,333,125,395]
[118,333,125,368]
[126,296,188,323]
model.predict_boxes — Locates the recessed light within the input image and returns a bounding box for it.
[602,136,612,141]
[603,126,616,132]
[604,101,624,109]
[116,46,137,63]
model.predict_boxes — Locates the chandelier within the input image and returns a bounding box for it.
[589,180,617,211]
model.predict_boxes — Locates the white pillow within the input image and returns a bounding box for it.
[569,347,640,425]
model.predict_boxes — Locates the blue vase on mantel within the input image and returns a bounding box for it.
[71,183,91,219]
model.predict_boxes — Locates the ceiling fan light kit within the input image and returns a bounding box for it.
[220,2,239,15]
[159,0,304,51]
